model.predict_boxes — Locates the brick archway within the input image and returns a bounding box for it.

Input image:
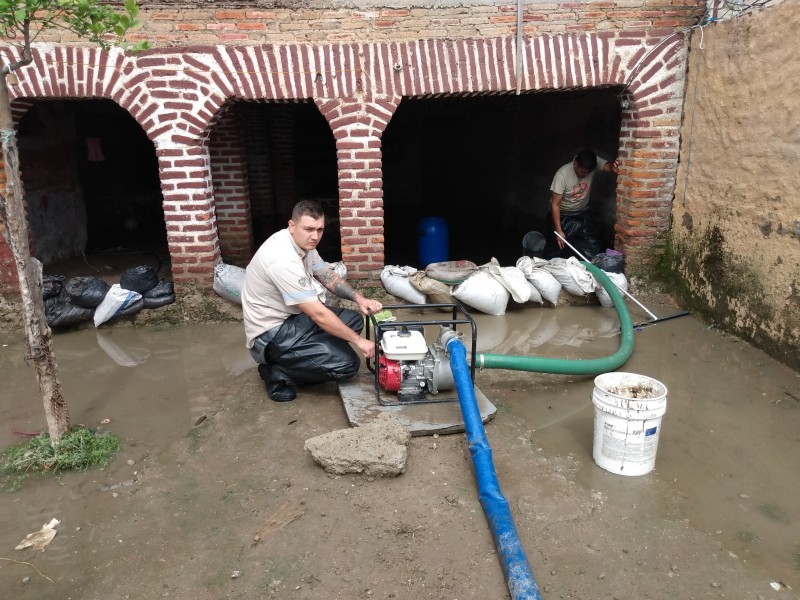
[1,32,688,290]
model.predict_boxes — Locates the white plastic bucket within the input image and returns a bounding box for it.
[592,372,668,476]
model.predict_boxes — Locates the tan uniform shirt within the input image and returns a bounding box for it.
[241,229,326,348]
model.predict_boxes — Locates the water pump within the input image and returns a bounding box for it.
[377,326,456,403]
[366,304,478,406]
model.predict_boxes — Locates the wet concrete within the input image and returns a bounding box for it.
[0,302,798,595]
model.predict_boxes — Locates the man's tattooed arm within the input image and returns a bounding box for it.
[316,268,358,302]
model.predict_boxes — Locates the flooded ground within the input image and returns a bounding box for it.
[0,297,798,599]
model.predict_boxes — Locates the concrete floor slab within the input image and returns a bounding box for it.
[338,371,495,436]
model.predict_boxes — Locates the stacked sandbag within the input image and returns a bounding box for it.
[381,265,427,304]
[65,275,110,309]
[591,250,624,274]
[409,271,455,308]
[425,260,477,285]
[120,265,159,295]
[94,284,143,326]
[42,275,108,329]
[41,264,174,330]
[594,272,629,308]
[483,258,532,304]
[516,256,561,305]
[143,279,176,308]
[45,289,95,329]
[213,263,246,304]
[542,257,596,298]
[452,270,510,316]
[114,265,162,318]
[42,275,65,300]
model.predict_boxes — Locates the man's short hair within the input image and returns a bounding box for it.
[292,200,325,222]
[574,149,598,171]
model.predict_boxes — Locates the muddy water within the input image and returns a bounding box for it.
[478,307,800,589]
[0,324,253,454]
[1,305,798,589]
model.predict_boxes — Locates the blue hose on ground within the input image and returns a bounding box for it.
[440,262,634,598]
[446,336,542,600]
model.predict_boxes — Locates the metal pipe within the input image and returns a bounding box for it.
[553,231,659,321]
[515,0,523,95]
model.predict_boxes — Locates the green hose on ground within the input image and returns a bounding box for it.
[476,262,634,375]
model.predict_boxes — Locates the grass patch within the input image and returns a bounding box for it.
[1,428,120,476]
[735,530,762,543]
[757,503,790,523]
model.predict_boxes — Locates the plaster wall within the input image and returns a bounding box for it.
[673,2,800,368]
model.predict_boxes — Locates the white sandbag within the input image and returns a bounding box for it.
[526,281,543,304]
[526,268,562,305]
[452,271,510,316]
[213,263,246,304]
[409,271,455,307]
[542,257,596,297]
[93,284,142,327]
[515,256,549,278]
[484,258,531,304]
[327,261,347,279]
[595,272,629,308]
[381,265,427,304]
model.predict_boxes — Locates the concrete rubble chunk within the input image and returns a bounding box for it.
[304,412,411,477]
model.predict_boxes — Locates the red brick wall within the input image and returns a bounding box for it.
[210,106,255,266]
[0,2,703,292]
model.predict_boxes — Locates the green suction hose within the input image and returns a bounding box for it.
[476,262,634,375]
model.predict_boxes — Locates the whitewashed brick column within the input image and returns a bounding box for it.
[156,144,220,290]
[315,96,400,281]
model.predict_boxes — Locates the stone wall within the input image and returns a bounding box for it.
[672,1,800,369]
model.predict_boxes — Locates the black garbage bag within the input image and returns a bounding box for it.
[65,276,111,308]
[591,252,624,273]
[42,275,65,300]
[143,295,175,308]
[546,213,602,260]
[143,279,175,309]
[117,297,145,317]
[120,265,159,294]
[45,290,94,329]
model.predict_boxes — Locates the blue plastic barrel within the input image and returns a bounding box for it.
[418,217,449,268]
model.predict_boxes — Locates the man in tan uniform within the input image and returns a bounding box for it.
[242,200,383,401]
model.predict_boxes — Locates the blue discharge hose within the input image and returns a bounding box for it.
[440,262,635,599]
[446,336,542,600]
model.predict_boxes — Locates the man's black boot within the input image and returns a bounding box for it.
[258,363,297,402]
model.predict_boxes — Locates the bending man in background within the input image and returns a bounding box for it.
[549,149,619,259]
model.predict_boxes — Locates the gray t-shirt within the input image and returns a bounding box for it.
[241,228,326,348]
[550,157,607,214]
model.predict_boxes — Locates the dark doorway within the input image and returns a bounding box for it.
[232,101,340,261]
[382,89,622,268]
[17,99,166,269]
